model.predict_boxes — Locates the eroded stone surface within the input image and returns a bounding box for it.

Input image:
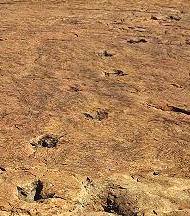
[0,0,190,215]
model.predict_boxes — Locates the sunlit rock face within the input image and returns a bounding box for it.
[0,0,190,215]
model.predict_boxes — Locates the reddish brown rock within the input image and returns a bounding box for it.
[0,0,190,215]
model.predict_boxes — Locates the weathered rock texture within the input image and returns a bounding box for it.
[0,0,190,215]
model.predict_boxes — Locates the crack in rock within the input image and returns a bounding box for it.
[83,109,108,121]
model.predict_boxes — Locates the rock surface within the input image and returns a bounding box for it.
[0,0,190,215]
